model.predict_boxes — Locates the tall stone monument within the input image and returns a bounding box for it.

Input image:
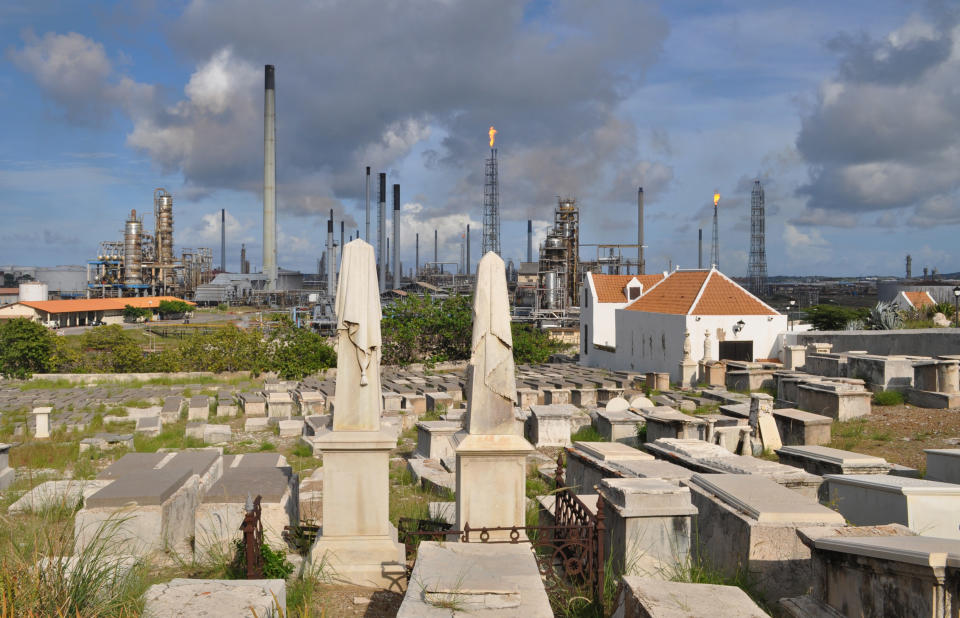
[455,252,534,536]
[679,330,697,388]
[310,239,404,588]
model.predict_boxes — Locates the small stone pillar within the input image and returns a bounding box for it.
[597,478,698,578]
[645,372,657,391]
[654,373,670,392]
[679,331,698,388]
[33,407,51,439]
[937,361,959,394]
[784,345,806,371]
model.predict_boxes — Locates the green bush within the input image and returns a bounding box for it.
[873,390,904,406]
[268,318,336,379]
[81,325,144,373]
[511,323,571,364]
[806,305,869,331]
[0,318,55,378]
[381,294,472,365]
[227,540,294,579]
[158,299,192,316]
[122,305,152,320]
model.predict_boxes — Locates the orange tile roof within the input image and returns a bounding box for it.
[592,273,665,303]
[691,271,779,316]
[18,296,195,314]
[0,288,18,294]
[625,269,779,316]
[903,291,935,309]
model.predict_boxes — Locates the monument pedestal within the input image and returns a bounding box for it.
[680,360,697,389]
[455,434,534,539]
[309,430,405,589]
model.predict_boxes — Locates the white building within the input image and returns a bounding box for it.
[580,272,665,366]
[581,268,787,382]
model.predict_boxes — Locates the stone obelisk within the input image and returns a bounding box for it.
[310,238,404,588]
[455,252,534,536]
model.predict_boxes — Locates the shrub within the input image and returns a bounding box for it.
[0,318,55,378]
[873,390,904,406]
[227,540,294,580]
[511,323,571,364]
[806,305,868,331]
[122,305,152,321]
[268,319,336,379]
[157,299,192,317]
[80,325,144,373]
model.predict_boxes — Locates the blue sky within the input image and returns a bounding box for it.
[1,0,957,277]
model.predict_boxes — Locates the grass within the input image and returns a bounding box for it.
[873,390,905,406]
[132,420,203,452]
[388,461,446,526]
[10,440,79,472]
[18,378,77,391]
[828,418,893,451]
[571,425,605,442]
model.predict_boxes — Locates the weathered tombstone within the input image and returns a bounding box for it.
[308,239,404,587]
[33,406,51,439]
[455,252,534,536]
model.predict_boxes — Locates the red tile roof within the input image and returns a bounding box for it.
[625,269,779,316]
[17,296,195,314]
[902,291,935,309]
[0,288,18,295]
[592,273,665,303]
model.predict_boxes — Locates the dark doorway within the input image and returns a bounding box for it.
[719,341,753,362]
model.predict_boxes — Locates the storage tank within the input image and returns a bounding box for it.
[19,282,48,302]
[543,271,560,309]
[124,209,142,285]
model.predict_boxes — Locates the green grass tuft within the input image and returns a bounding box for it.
[873,390,904,406]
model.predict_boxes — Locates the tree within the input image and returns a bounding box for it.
[381,294,472,365]
[159,324,270,373]
[158,300,192,317]
[123,305,152,321]
[268,319,336,379]
[805,305,868,331]
[0,318,54,378]
[511,323,571,364]
[80,325,144,372]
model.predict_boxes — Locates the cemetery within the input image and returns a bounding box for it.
[1,245,960,616]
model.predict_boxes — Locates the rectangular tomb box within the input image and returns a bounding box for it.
[76,468,198,558]
[796,382,871,421]
[925,449,960,484]
[239,392,266,417]
[0,444,13,490]
[642,407,709,443]
[266,391,294,419]
[516,388,539,409]
[776,445,891,476]
[614,578,768,618]
[187,396,209,421]
[415,421,460,460]
[570,388,597,408]
[563,441,654,495]
[688,473,844,602]
[595,409,643,446]
[400,392,426,416]
[543,388,571,405]
[525,404,575,448]
[216,390,237,416]
[424,392,453,413]
[823,473,960,538]
[598,477,698,579]
[293,390,325,415]
[382,391,403,412]
[160,397,184,423]
[773,408,832,446]
[195,465,298,559]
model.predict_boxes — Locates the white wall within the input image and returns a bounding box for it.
[611,310,788,381]
[579,276,628,366]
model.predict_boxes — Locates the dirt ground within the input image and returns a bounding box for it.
[827,403,960,472]
[307,584,404,617]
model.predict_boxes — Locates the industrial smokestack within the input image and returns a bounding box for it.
[365,167,370,242]
[326,212,334,295]
[698,228,703,269]
[466,224,470,275]
[378,173,386,293]
[221,209,226,272]
[434,229,438,264]
[638,186,645,275]
[527,220,532,263]
[415,233,419,279]
[393,184,400,290]
[240,244,247,274]
[263,65,277,290]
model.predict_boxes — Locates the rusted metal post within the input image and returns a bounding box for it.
[240,493,264,579]
[555,450,564,487]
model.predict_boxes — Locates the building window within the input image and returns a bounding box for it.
[583,325,589,355]
[628,286,641,300]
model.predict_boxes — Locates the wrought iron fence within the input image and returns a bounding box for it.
[240,494,264,578]
[397,452,606,605]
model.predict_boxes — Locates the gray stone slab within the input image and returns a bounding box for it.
[691,473,844,524]
[86,468,193,507]
[97,453,168,479]
[142,578,286,618]
[202,466,292,503]
[575,441,653,462]
[610,458,694,483]
[615,578,769,618]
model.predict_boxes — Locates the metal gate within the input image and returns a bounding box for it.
[398,454,606,606]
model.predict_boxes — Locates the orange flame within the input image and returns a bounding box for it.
[489,126,497,148]
[713,192,720,206]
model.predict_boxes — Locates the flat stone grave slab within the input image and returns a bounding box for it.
[135,416,161,436]
[611,458,694,484]
[576,441,654,462]
[142,578,285,618]
[86,468,193,507]
[776,445,891,476]
[823,473,960,538]
[614,577,769,618]
[187,396,209,421]
[397,541,552,617]
[691,473,844,524]
[97,453,168,479]
[9,479,113,514]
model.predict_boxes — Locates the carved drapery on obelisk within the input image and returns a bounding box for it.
[332,239,382,432]
[464,251,518,436]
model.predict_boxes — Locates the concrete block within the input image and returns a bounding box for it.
[924,448,960,484]
[142,579,285,618]
[203,424,232,444]
[613,578,768,618]
[244,417,270,432]
[187,396,209,421]
[277,419,304,438]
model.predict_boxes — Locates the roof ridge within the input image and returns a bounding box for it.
[687,268,714,315]
[711,270,781,314]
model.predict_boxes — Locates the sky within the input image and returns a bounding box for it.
[1,0,958,278]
